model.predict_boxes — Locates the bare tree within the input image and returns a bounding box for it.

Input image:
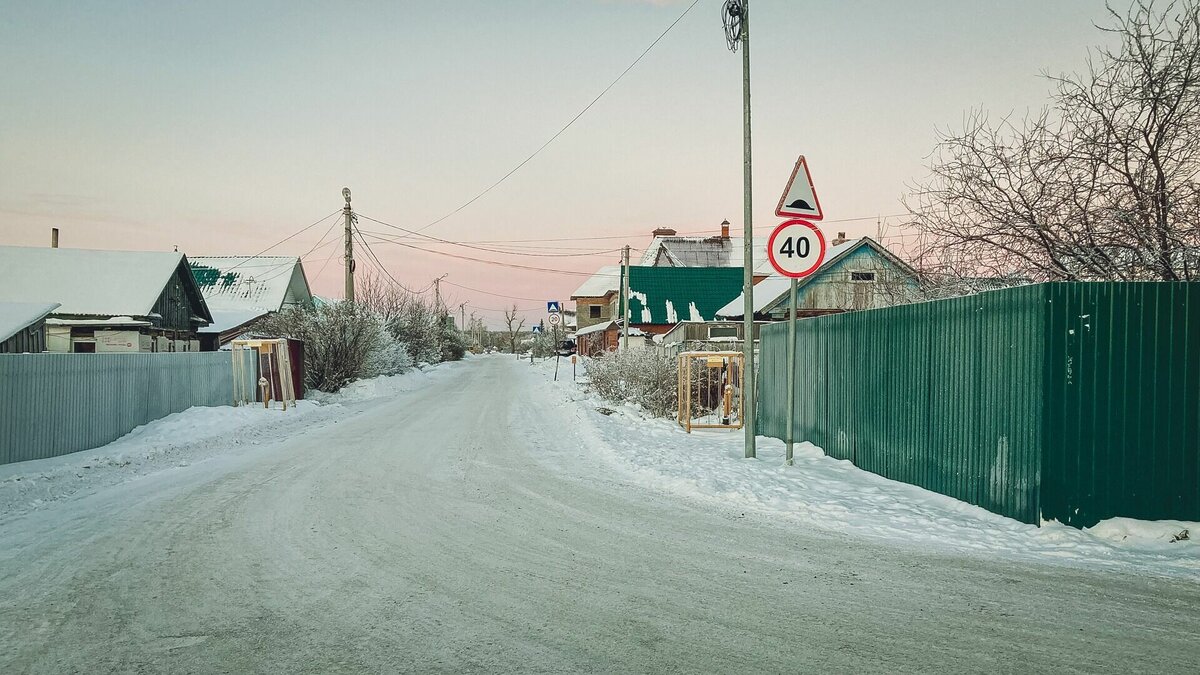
[908,0,1200,283]
[502,304,526,354]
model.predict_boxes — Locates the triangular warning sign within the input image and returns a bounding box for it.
[775,155,824,220]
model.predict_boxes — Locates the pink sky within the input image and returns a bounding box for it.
[0,1,1114,326]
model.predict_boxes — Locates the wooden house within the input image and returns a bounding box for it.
[0,246,213,353]
[717,237,920,320]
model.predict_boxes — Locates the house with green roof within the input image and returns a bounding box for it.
[623,266,745,331]
[576,266,744,355]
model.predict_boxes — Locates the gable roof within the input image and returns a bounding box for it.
[640,235,775,276]
[716,237,915,317]
[189,256,312,313]
[626,266,744,325]
[0,301,60,343]
[0,246,210,320]
[570,265,622,299]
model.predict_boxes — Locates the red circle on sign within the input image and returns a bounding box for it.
[767,219,827,278]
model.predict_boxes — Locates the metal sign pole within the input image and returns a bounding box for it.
[785,277,798,466]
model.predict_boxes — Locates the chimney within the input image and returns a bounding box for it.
[832,231,848,245]
[51,228,59,248]
[652,227,677,237]
[720,219,730,239]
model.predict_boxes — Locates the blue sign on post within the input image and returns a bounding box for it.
[547,301,561,313]
[532,325,543,333]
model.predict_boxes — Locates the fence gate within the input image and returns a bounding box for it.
[677,351,745,433]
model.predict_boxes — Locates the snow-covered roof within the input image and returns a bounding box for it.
[0,301,59,342]
[197,308,272,335]
[0,246,197,318]
[189,256,312,313]
[570,265,622,299]
[640,236,775,276]
[716,239,862,317]
[574,320,615,337]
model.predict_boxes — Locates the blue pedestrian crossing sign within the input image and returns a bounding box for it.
[547,301,561,313]
[532,325,543,333]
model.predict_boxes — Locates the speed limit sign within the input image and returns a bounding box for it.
[767,219,827,278]
[547,312,562,326]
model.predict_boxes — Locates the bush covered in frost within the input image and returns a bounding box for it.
[254,272,469,392]
[255,303,412,392]
[584,348,677,418]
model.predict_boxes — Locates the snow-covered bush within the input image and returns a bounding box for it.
[359,272,467,364]
[390,298,440,365]
[255,303,411,392]
[439,321,468,362]
[584,349,677,417]
[364,329,414,378]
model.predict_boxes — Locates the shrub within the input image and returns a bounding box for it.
[584,348,677,417]
[255,303,411,392]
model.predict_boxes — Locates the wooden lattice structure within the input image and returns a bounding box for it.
[677,351,745,432]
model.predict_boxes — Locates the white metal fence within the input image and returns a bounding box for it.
[0,351,257,465]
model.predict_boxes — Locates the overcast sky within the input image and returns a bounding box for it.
[0,0,1117,326]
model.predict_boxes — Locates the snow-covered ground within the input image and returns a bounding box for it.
[0,361,465,523]
[522,354,1198,578]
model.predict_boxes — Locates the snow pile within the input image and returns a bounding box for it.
[0,362,459,522]
[1084,518,1192,547]
[0,401,326,522]
[523,355,1199,578]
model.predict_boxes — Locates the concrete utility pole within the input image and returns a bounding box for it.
[343,187,355,302]
[621,245,631,352]
[458,302,466,331]
[740,0,756,458]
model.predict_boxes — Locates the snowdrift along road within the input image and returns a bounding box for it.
[1,355,1197,673]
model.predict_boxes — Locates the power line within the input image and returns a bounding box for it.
[356,214,625,258]
[220,209,341,275]
[409,0,703,234]
[352,224,433,296]
[466,304,543,314]
[442,280,548,302]
[310,242,344,284]
[356,231,614,277]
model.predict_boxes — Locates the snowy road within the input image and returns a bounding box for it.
[2,356,1197,673]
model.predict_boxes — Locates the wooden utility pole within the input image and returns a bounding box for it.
[51,228,59,248]
[343,187,355,302]
[433,274,447,315]
[621,245,631,351]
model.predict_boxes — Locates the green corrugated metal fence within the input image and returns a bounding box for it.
[758,282,1198,527]
[0,351,258,465]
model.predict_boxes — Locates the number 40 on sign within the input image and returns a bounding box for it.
[767,218,827,278]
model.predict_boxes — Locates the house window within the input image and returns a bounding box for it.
[708,326,738,339]
[589,305,601,318]
[851,271,876,281]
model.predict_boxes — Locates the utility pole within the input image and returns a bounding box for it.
[458,302,466,331]
[621,245,631,352]
[433,274,447,315]
[342,187,355,302]
[739,1,757,458]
